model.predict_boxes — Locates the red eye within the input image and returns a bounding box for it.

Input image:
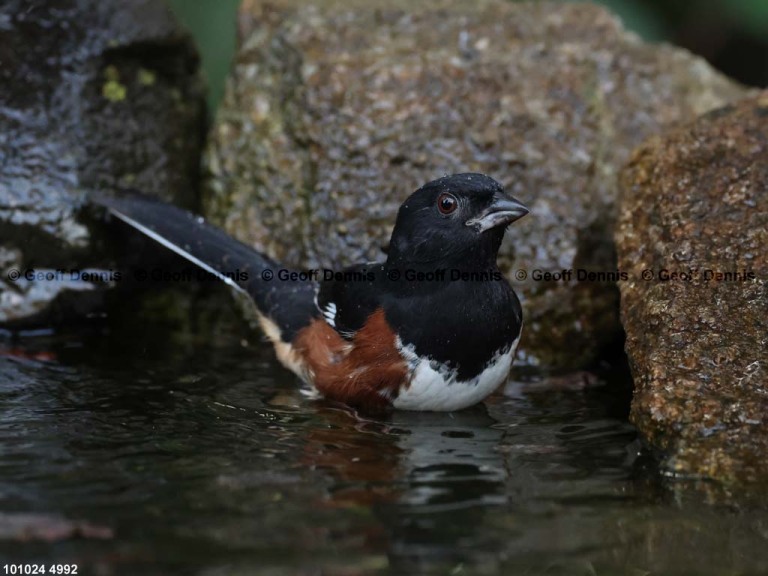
[437,193,457,215]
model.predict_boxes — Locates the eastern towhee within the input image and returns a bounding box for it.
[95,174,529,412]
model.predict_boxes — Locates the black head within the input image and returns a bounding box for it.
[386,173,528,268]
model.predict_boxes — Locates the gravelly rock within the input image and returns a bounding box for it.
[0,0,205,323]
[204,0,747,370]
[616,93,768,485]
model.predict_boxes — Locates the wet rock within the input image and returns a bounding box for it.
[616,93,768,485]
[0,512,113,542]
[204,0,746,370]
[0,0,205,323]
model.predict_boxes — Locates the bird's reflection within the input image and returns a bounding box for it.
[300,401,506,508]
[293,398,508,569]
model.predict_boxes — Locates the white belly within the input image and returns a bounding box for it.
[393,335,520,411]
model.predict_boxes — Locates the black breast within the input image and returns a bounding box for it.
[382,274,522,381]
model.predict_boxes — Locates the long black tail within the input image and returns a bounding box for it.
[92,192,318,341]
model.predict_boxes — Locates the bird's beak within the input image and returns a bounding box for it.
[466,194,529,232]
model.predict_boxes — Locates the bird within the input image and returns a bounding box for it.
[94,173,529,412]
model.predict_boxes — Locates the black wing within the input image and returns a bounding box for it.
[316,263,385,339]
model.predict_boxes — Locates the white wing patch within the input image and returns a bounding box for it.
[313,285,338,328]
[393,334,521,412]
[321,302,337,327]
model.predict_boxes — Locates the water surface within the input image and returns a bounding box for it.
[1,288,767,575]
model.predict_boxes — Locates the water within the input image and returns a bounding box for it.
[1,288,768,575]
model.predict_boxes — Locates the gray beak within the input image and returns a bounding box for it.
[466,195,529,232]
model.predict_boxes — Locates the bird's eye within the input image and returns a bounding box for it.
[437,193,458,215]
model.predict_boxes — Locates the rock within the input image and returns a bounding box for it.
[0,512,113,542]
[616,93,768,485]
[0,0,205,323]
[204,0,747,370]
